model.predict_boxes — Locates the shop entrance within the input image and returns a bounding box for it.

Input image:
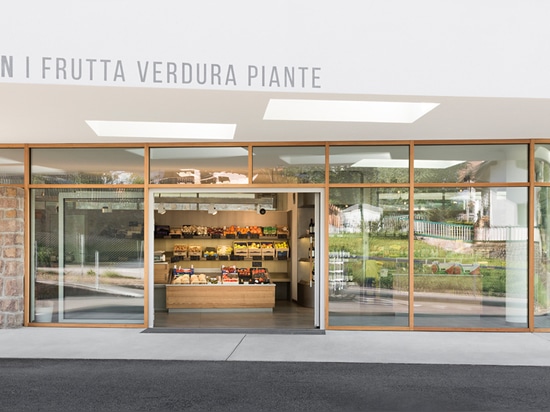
[147,189,323,331]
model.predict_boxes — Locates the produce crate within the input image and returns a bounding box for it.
[203,247,218,260]
[188,245,202,257]
[248,226,262,239]
[172,244,188,257]
[261,242,275,258]
[263,226,277,236]
[233,242,249,257]
[217,245,233,259]
[277,225,289,238]
[172,267,194,277]
[169,228,182,238]
[237,267,251,284]
[276,248,289,260]
[251,267,270,284]
[247,241,262,257]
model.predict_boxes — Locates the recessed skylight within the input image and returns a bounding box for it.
[264,99,439,123]
[86,121,236,140]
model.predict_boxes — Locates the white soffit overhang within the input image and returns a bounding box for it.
[86,120,236,140]
[263,99,440,123]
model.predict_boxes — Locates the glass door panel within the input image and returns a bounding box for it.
[31,189,145,324]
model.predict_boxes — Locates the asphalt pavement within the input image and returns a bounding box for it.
[1,359,549,411]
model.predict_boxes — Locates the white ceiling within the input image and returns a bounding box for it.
[1,83,550,144]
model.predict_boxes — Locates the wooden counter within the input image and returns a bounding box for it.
[166,284,276,310]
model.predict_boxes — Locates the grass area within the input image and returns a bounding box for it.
[328,233,517,296]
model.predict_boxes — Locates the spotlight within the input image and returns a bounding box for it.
[257,205,266,215]
[157,203,166,215]
[208,204,218,215]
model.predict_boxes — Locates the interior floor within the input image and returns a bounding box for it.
[153,300,315,330]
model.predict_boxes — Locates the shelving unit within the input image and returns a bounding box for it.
[154,209,292,310]
[329,251,348,295]
[296,197,315,308]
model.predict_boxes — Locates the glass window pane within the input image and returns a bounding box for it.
[328,187,409,327]
[414,144,528,183]
[31,148,144,184]
[535,187,550,328]
[330,146,409,184]
[0,148,25,184]
[31,188,145,324]
[535,144,550,182]
[150,147,249,184]
[413,187,528,328]
[252,146,325,184]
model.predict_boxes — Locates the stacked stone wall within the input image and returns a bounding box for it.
[0,187,25,328]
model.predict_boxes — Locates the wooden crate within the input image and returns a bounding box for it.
[154,262,170,284]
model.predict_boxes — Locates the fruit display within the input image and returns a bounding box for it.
[237,226,249,237]
[217,245,232,256]
[233,242,249,256]
[159,225,288,239]
[188,245,202,256]
[274,241,289,249]
[173,244,188,256]
[181,225,208,236]
[237,267,251,284]
[251,267,270,284]
[165,241,285,261]
[172,266,194,276]
[247,241,262,256]
[203,247,217,259]
[169,228,182,237]
[277,225,289,237]
[172,274,189,284]
[263,226,277,236]
[261,242,275,258]
[208,227,224,237]
[223,225,238,237]
[169,263,272,286]
[275,241,289,260]
[248,226,262,238]
[221,265,239,283]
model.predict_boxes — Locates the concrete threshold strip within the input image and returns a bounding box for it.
[141,328,325,335]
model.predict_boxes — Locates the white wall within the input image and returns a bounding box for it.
[2,0,550,98]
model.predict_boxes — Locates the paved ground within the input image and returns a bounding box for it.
[1,328,550,365]
[1,359,549,411]
[1,328,550,411]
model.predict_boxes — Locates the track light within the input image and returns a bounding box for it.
[157,203,166,215]
[208,204,218,215]
[257,205,266,215]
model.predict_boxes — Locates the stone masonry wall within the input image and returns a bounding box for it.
[0,187,25,328]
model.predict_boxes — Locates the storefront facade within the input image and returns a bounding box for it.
[1,141,550,332]
[2,1,550,332]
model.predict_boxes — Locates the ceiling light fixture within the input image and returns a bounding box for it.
[263,99,439,123]
[86,120,236,140]
[157,203,166,215]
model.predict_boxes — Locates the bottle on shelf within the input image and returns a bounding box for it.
[308,218,315,235]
